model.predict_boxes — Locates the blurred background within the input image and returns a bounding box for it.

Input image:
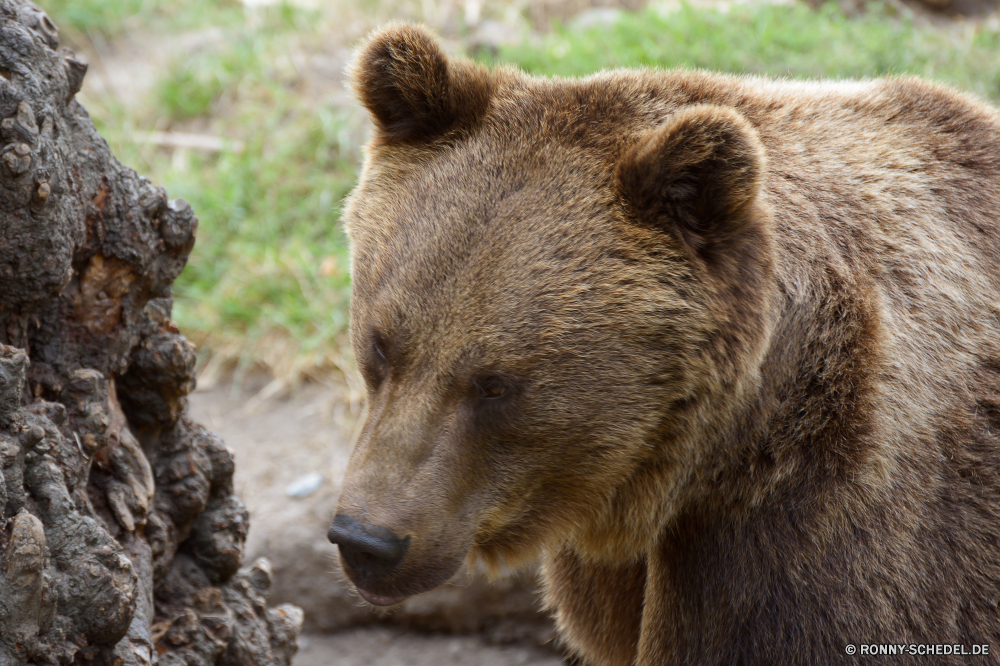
[32,0,1000,663]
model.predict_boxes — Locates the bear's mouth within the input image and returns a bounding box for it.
[355,586,409,606]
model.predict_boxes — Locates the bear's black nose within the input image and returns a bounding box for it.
[328,513,409,578]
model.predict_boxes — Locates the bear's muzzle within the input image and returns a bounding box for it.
[328,513,411,605]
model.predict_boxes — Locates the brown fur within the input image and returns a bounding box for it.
[334,22,1000,666]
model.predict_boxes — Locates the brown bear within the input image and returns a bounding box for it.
[327,22,1000,666]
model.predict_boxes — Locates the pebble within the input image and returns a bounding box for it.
[286,472,324,498]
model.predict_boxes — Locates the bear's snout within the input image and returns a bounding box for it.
[328,513,411,605]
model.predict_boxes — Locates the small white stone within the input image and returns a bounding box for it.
[285,472,324,498]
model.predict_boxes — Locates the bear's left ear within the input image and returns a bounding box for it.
[616,105,766,259]
[349,22,492,144]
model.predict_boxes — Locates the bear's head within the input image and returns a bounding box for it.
[329,23,776,605]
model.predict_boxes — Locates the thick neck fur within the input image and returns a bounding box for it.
[634,157,1000,660]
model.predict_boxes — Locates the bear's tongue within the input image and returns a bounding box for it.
[356,586,407,606]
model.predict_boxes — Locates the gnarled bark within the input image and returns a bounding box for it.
[0,1,302,663]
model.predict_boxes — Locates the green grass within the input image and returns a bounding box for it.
[71,2,362,382]
[487,2,1000,102]
[150,14,359,381]
[163,106,358,380]
[155,6,313,120]
[37,0,248,38]
[40,0,1000,383]
[156,31,274,121]
[36,0,159,36]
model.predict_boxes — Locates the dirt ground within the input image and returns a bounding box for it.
[187,379,570,666]
[295,628,569,666]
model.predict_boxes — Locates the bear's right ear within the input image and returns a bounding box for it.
[349,23,491,144]
[616,105,766,260]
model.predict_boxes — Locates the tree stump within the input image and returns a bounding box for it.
[0,1,302,663]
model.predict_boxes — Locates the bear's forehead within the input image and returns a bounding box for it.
[345,74,699,346]
[351,150,621,323]
[349,118,627,293]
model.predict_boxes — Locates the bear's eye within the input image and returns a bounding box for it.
[474,376,507,400]
[364,334,389,387]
